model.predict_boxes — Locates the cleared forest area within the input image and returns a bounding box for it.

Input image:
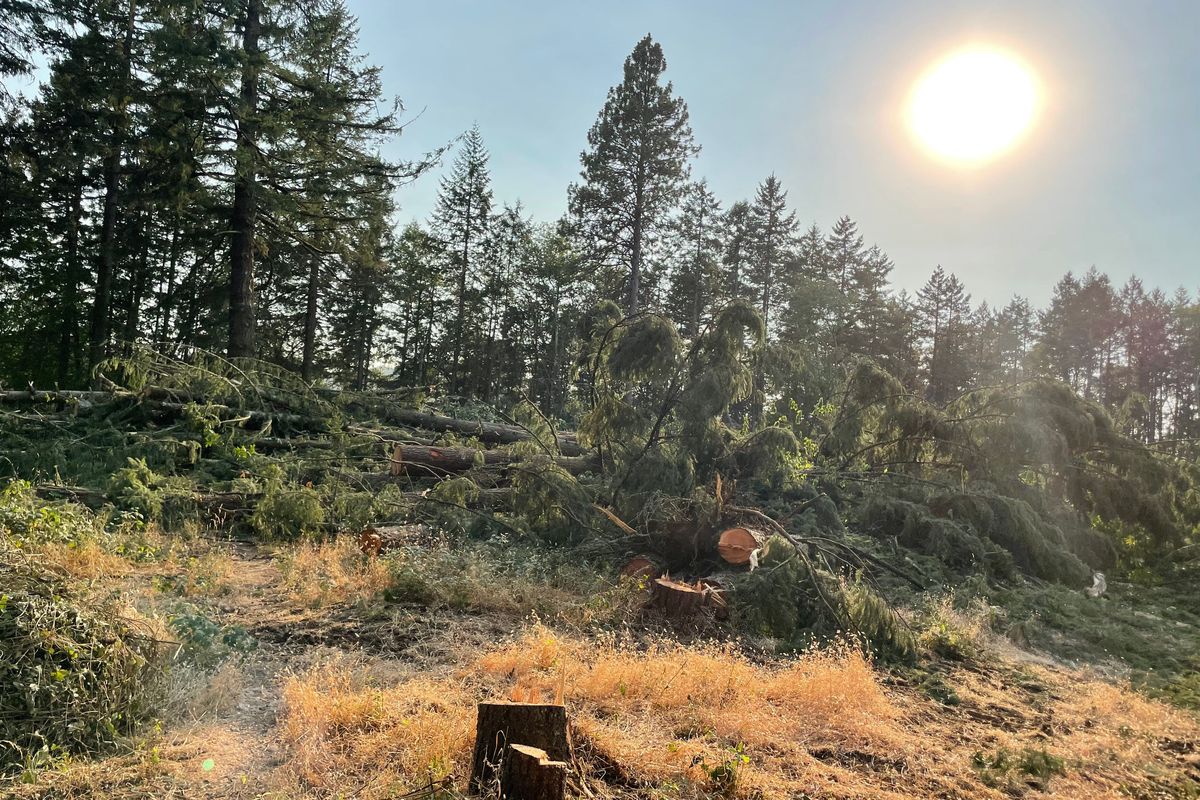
[1,340,1198,799]
[2,3,1199,798]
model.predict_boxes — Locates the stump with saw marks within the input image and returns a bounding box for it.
[469,702,569,796]
[501,743,567,799]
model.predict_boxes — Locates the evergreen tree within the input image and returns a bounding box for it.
[744,175,797,338]
[431,125,492,393]
[570,34,697,313]
[664,179,722,338]
[719,200,753,303]
[916,265,972,404]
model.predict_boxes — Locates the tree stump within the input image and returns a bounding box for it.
[716,526,768,566]
[501,743,567,800]
[650,577,705,618]
[469,702,569,796]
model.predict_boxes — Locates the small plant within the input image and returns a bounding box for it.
[972,746,1065,791]
[917,594,989,661]
[249,471,326,540]
[697,742,750,797]
[169,607,257,668]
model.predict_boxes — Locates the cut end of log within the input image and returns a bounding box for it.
[620,554,664,581]
[717,526,767,566]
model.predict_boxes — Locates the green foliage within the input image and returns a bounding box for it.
[972,747,1065,791]
[730,535,915,661]
[0,540,164,778]
[248,466,326,540]
[109,458,198,526]
[579,302,793,521]
[167,607,257,669]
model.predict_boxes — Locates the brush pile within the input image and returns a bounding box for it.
[0,539,165,776]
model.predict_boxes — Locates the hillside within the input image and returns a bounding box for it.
[3,494,1198,800]
[1,346,1197,799]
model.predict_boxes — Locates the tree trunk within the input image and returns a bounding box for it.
[59,170,84,383]
[301,253,320,380]
[228,0,261,358]
[628,203,642,314]
[501,744,567,800]
[650,577,705,618]
[620,553,665,580]
[389,443,594,478]
[89,0,136,371]
[469,702,569,796]
[716,526,769,566]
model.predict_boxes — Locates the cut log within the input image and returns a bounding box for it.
[716,526,768,566]
[389,443,596,478]
[470,702,570,796]
[650,577,706,618]
[620,554,665,581]
[377,407,584,456]
[501,743,567,800]
[356,524,430,556]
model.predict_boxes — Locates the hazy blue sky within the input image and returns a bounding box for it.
[354,0,1199,305]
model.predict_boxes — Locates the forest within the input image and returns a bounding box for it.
[1,2,1199,799]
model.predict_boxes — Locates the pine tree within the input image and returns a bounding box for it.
[719,200,753,304]
[431,125,493,393]
[824,215,864,350]
[916,265,972,404]
[570,34,697,313]
[664,179,723,338]
[744,175,797,338]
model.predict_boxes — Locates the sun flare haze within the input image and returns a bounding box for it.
[907,47,1041,166]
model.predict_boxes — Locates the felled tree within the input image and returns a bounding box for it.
[825,361,1198,579]
[578,300,798,522]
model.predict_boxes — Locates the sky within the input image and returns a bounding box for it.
[356,0,1200,306]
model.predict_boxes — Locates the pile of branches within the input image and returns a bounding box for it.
[0,540,167,776]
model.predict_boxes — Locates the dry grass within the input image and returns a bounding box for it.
[162,660,246,722]
[271,623,1200,800]
[278,653,473,797]
[277,537,392,609]
[36,539,135,580]
[276,626,907,799]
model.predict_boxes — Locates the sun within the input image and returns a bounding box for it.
[907,47,1041,166]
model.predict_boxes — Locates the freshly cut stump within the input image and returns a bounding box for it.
[501,743,567,800]
[716,526,767,566]
[651,577,705,618]
[620,553,665,580]
[469,702,569,795]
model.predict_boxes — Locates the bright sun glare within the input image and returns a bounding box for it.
[907,47,1041,166]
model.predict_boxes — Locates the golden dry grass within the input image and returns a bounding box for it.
[277,537,392,608]
[272,624,1200,800]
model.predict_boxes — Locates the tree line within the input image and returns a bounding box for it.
[2,12,1197,445]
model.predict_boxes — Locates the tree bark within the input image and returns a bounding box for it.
[89,0,136,371]
[650,577,705,618]
[501,744,567,800]
[228,0,261,358]
[469,702,569,796]
[389,443,595,478]
[301,253,320,380]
